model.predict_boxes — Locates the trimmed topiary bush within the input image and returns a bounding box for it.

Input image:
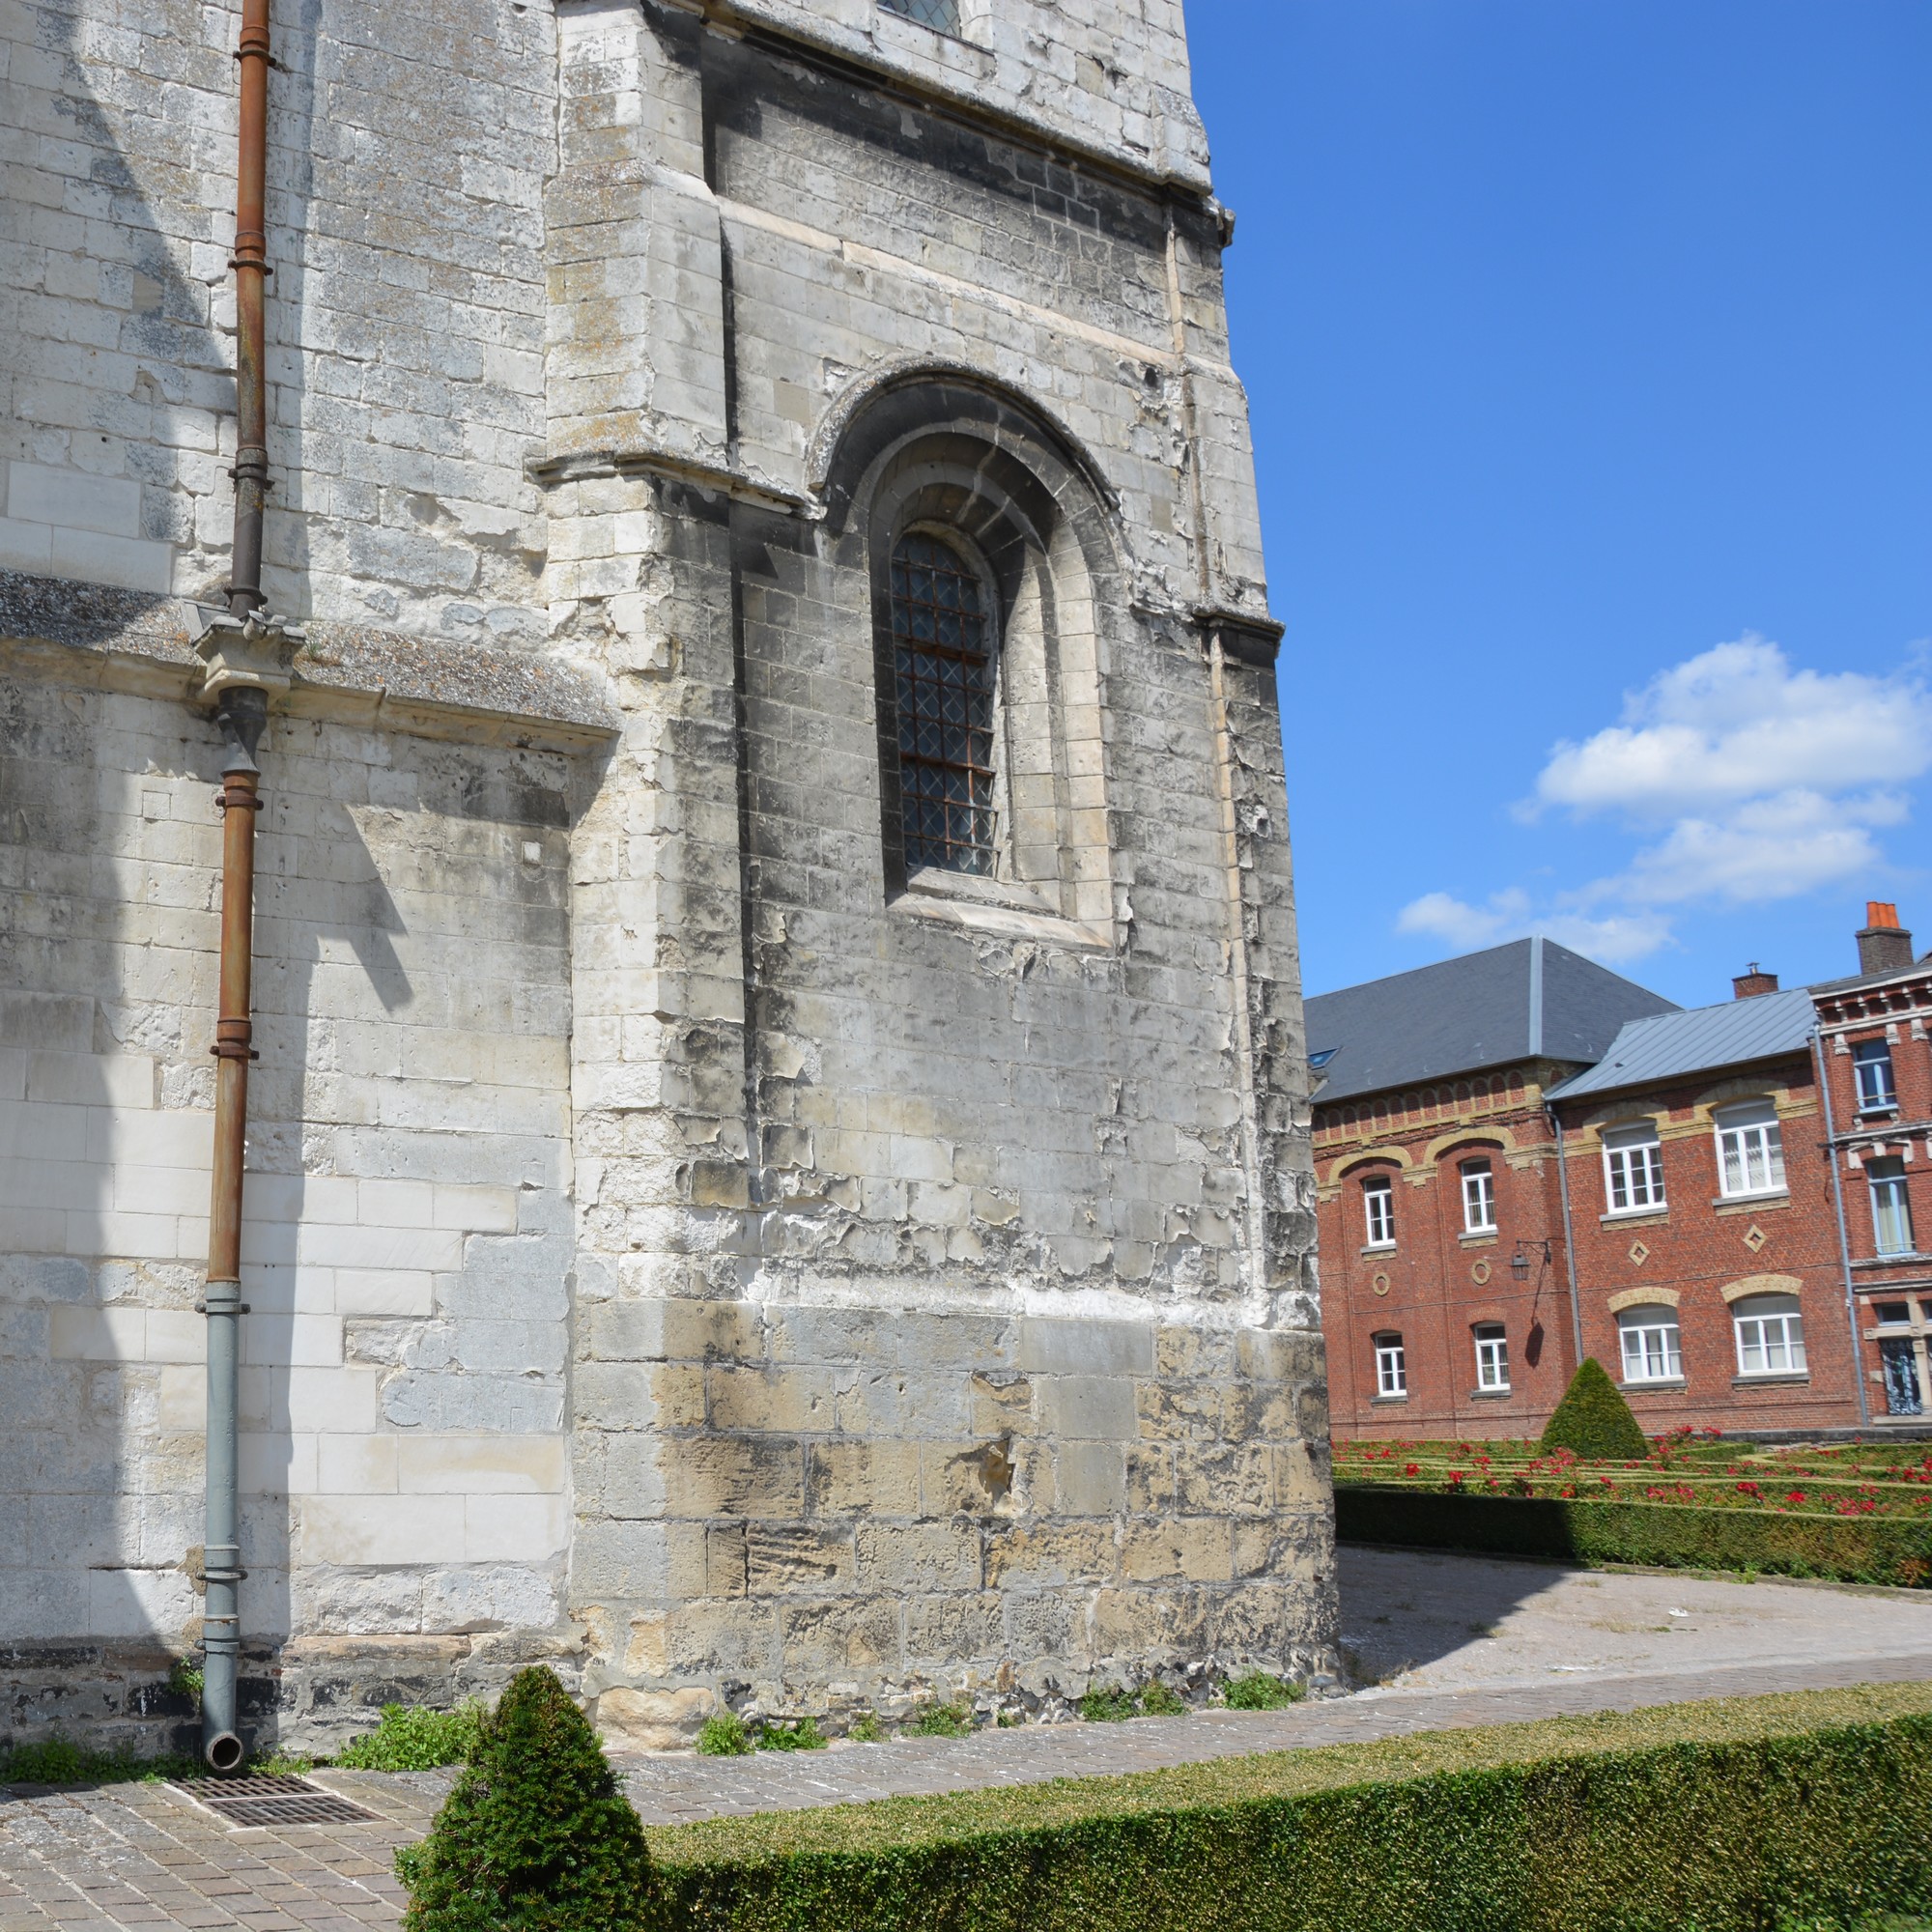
[395,1665,652,1932]
[1540,1356,1649,1460]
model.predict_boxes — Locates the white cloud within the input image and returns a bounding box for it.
[1529,638,1932,818]
[1399,636,1928,966]
[1396,891,1673,965]
[1611,788,1909,907]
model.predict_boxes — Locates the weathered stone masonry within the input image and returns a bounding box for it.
[2,0,1335,1751]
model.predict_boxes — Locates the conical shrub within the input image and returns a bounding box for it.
[1538,1355,1650,1461]
[397,1666,653,1932]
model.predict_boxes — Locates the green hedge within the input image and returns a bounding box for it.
[636,1685,1932,1932]
[1336,1485,1932,1585]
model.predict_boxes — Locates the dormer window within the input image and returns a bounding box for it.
[880,0,962,32]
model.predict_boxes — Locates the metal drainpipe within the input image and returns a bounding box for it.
[1548,1103,1585,1371]
[200,0,275,1774]
[228,0,272,625]
[1813,1025,1872,1430]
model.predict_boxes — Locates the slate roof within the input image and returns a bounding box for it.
[1304,938,1678,1105]
[1544,985,1818,1102]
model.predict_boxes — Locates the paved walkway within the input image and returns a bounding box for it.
[5,1550,1931,1929]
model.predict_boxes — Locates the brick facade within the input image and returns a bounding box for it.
[1554,1052,1858,1435]
[1815,910,1932,1422]
[1315,923,1932,1444]
[1316,1065,1579,1440]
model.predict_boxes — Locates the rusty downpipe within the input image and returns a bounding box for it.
[200,690,264,1775]
[197,0,276,1775]
[228,0,271,624]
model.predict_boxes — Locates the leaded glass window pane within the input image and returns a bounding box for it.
[891,532,995,876]
[880,0,961,33]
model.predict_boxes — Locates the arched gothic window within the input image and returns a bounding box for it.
[890,532,996,876]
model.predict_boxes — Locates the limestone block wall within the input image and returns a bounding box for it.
[550,10,1333,1739]
[0,654,580,1747]
[0,0,553,637]
[2,0,1336,1749]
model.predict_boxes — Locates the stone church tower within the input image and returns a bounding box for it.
[0,0,1335,1749]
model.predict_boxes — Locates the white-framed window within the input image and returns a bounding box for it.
[1602,1122,1666,1212]
[1618,1306,1683,1382]
[1374,1333,1406,1398]
[1854,1038,1897,1113]
[1460,1157,1497,1233]
[1473,1322,1509,1391]
[1869,1157,1916,1257]
[1714,1098,1786,1198]
[1362,1175,1395,1247]
[1733,1293,1806,1377]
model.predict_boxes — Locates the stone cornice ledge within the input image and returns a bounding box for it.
[660,0,1218,204]
[0,569,619,753]
[1194,604,1286,668]
[530,444,814,517]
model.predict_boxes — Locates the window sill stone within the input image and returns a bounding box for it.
[1620,1378,1687,1393]
[1467,1386,1514,1400]
[1371,1393,1409,1405]
[1601,1208,1669,1227]
[890,878,1111,952]
[1458,1230,1498,1246]
[1361,1242,1397,1258]
[1714,1192,1789,1215]
[1732,1373,1811,1387]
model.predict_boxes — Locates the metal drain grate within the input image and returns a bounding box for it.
[172,1774,377,1827]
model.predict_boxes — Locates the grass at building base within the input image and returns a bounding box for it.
[635,1683,1932,1932]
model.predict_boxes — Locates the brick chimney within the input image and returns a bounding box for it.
[1732,962,1778,999]
[1857,901,1915,977]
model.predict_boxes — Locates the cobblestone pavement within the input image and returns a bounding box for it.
[6,1553,1931,1928]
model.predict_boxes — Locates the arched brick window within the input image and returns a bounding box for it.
[890,531,996,876]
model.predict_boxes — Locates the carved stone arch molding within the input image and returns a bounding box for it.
[815,363,1127,935]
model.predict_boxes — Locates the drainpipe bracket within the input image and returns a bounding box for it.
[188,605,303,706]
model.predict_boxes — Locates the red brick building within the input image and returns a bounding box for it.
[1311,906,1932,1440]
[1307,939,1674,1439]
[1543,984,1854,1435]
[1813,905,1932,1420]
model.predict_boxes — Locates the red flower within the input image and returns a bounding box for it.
[1404,1463,1420,1477]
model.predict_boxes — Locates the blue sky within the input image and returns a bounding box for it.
[1185,0,1932,1008]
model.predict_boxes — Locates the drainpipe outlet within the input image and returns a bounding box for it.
[189,606,301,710]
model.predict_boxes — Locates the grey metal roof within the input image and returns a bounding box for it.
[1305,938,1678,1105]
[1544,985,1817,1102]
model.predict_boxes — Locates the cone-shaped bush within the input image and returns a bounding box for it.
[396,1666,653,1932]
[1539,1355,1650,1460]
